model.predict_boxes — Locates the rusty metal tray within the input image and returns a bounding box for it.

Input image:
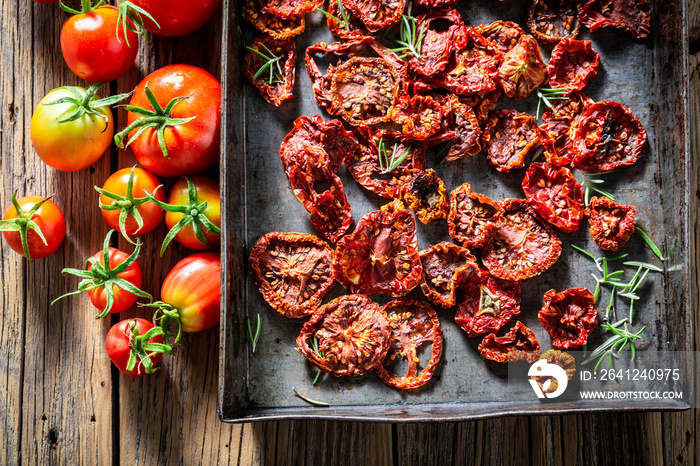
[218,0,693,422]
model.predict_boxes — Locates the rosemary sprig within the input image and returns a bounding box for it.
[246,43,285,85]
[582,320,645,370]
[293,388,330,407]
[318,0,350,28]
[311,336,323,385]
[247,314,262,353]
[636,227,664,261]
[581,171,617,206]
[387,11,427,59]
[377,138,410,174]
[535,87,569,120]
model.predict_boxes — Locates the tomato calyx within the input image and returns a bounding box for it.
[59,0,104,15]
[124,319,173,375]
[43,82,131,129]
[116,1,160,47]
[52,229,152,318]
[0,192,50,261]
[114,85,196,159]
[146,177,221,257]
[144,302,184,346]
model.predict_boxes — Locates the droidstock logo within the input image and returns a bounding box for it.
[528,359,569,399]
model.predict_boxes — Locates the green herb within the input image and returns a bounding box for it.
[582,320,645,370]
[377,138,410,174]
[581,171,617,206]
[311,336,323,385]
[317,0,350,28]
[535,87,569,120]
[387,9,427,59]
[293,388,330,407]
[247,314,262,353]
[636,227,664,261]
[246,43,285,85]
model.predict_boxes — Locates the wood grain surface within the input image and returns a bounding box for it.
[0,0,698,464]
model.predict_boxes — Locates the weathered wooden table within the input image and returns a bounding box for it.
[1,1,699,464]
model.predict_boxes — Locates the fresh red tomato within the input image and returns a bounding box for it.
[86,247,144,314]
[115,65,221,177]
[60,4,138,82]
[97,167,166,240]
[106,318,165,377]
[152,252,221,344]
[129,0,223,37]
[1,194,65,260]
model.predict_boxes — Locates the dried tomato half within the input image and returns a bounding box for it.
[584,196,636,251]
[478,321,540,363]
[419,241,476,308]
[391,94,443,141]
[496,35,547,100]
[475,21,524,56]
[447,183,501,249]
[403,169,449,224]
[325,0,369,39]
[482,199,562,281]
[454,268,521,338]
[261,0,323,19]
[414,0,457,8]
[539,288,598,349]
[244,0,305,39]
[482,110,544,173]
[244,36,296,107]
[334,209,422,296]
[522,162,584,233]
[296,294,391,377]
[579,0,651,39]
[460,91,502,126]
[343,0,404,31]
[375,299,444,389]
[249,232,336,318]
[409,9,468,78]
[571,101,647,172]
[527,0,581,43]
[446,100,482,161]
[535,350,576,394]
[540,93,594,166]
[547,39,600,93]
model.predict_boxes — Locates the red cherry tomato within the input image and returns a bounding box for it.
[105,318,164,377]
[2,195,66,260]
[86,247,144,314]
[60,5,138,82]
[164,176,220,251]
[130,0,223,36]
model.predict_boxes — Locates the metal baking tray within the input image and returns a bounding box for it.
[219,0,693,422]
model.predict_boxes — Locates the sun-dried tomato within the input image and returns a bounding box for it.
[334,209,422,296]
[287,145,353,242]
[325,0,369,39]
[437,27,502,97]
[482,110,545,173]
[414,0,457,7]
[447,183,501,249]
[296,294,391,377]
[375,299,444,389]
[249,232,336,318]
[244,36,296,107]
[527,0,581,43]
[381,198,408,214]
[391,94,443,141]
[455,268,521,338]
[460,91,502,126]
[547,39,600,93]
[343,0,404,31]
[408,9,468,78]
[539,288,598,349]
[402,169,449,224]
[571,101,647,172]
[244,0,305,39]
[579,0,651,39]
[445,99,482,161]
[419,241,476,308]
[584,196,636,251]
[522,162,584,233]
[534,350,576,394]
[261,0,323,19]
[475,20,524,56]
[482,199,562,281]
[496,35,547,100]
[345,128,425,199]
[478,321,541,363]
[540,93,594,166]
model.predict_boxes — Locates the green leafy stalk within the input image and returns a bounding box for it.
[125,319,174,375]
[246,43,285,85]
[535,87,569,120]
[581,171,618,206]
[377,138,410,174]
[310,336,323,385]
[387,12,427,59]
[247,314,262,353]
[0,192,51,261]
[318,0,351,28]
[636,227,664,261]
[117,1,160,47]
[582,320,645,370]
[43,82,131,129]
[293,388,329,407]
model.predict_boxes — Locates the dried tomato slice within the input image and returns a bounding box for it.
[522,162,584,233]
[454,268,521,338]
[419,241,476,308]
[409,9,468,78]
[244,36,296,107]
[482,110,543,173]
[447,182,501,249]
[446,100,482,161]
[325,0,370,39]
[244,0,305,39]
[496,35,547,100]
[402,169,449,224]
[534,350,576,394]
[345,128,425,199]
[343,0,404,31]
[296,294,391,376]
[460,91,502,126]
[539,288,598,349]
[375,299,444,389]
[481,199,562,281]
[261,0,323,19]
[540,93,594,166]
[475,20,524,56]
[571,101,647,172]
[414,0,457,7]
[547,39,600,93]
[579,0,651,39]
[287,145,353,242]
[334,209,422,296]
[437,27,502,96]
[584,196,636,251]
[527,0,581,43]
[478,321,540,363]
[249,232,336,318]
[391,94,443,141]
